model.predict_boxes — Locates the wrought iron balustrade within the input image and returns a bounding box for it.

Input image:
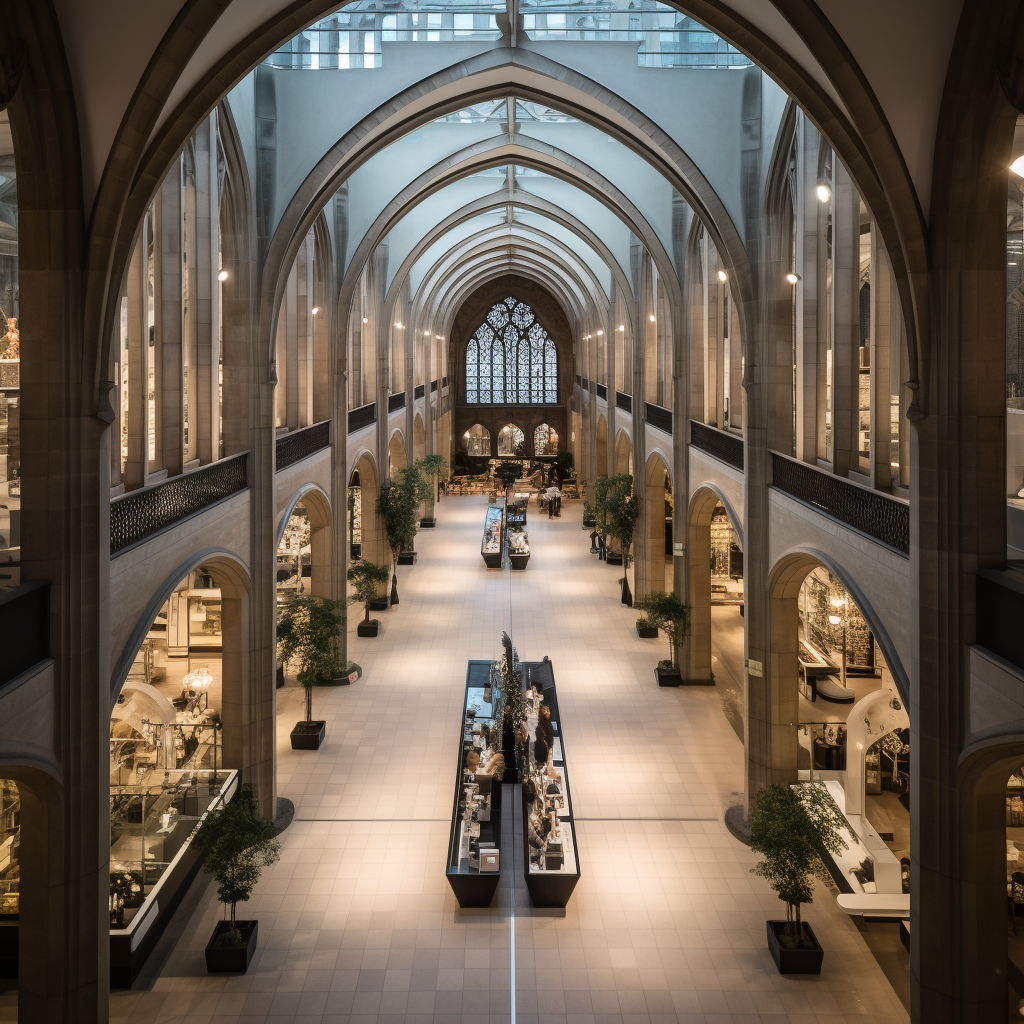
[770,452,910,555]
[689,420,744,471]
[645,403,672,435]
[616,391,632,414]
[110,453,249,555]
[276,421,330,471]
[0,579,50,689]
[348,401,376,433]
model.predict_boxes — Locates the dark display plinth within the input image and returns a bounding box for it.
[509,553,530,570]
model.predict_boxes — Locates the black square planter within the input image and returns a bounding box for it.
[766,921,823,974]
[290,720,326,749]
[606,552,623,566]
[655,665,682,687]
[583,518,597,528]
[420,517,436,528]
[397,551,417,565]
[636,625,659,639]
[368,597,388,611]
[357,619,380,637]
[205,921,258,974]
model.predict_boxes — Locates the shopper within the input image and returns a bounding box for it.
[534,704,554,767]
[546,484,558,517]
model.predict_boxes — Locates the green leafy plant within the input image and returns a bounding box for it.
[582,500,597,524]
[276,595,344,721]
[194,792,281,941]
[635,616,656,631]
[635,589,690,669]
[498,631,529,732]
[594,475,613,543]
[749,783,852,947]
[415,453,448,519]
[605,474,640,566]
[377,472,420,597]
[347,559,390,623]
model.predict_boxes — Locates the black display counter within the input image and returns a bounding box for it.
[519,659,581,908]
[446,661,504,907]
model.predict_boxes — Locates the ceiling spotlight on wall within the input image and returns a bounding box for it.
[311,306,319,315]
[394,322,404,328]
[618,325,625,332]
[596,329,604,336]
[648,314,656,322]
[816,184,831,203]
[1011,156,1024,178]
[362,316,368,323]
[717,269,728,283]
[217,270,228,282]
[786,272,801,284]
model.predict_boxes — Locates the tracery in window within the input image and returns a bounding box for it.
[465,297,557,404]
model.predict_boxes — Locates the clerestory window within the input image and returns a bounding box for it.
[465,297,557,404]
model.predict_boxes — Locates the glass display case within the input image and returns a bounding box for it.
[520,659,580,908]
[481,504,503,568]
[446,661,504,907]
[109,768,238,987]
[507,497,530,571]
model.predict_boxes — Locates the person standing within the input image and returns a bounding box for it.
[534,704,554,767]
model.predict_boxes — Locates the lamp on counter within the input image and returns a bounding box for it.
[183,665,214,711]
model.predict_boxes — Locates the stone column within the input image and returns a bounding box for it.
[125,230,149,489]
[795,113,820,464]
[631,256,650,601]
[158,160,184,476]
[830,159,859,477]
[193,114,219,466]
[871,238,894,488]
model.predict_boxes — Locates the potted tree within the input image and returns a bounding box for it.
[195,791,281,974]
[582,500,597,530]
[606,474,639,570]
[593,476,612,561]
[377,473,418,603]
[749,783,852,974]
[635,615,658,639]
[277,594,345,749]
[415,453,448,527]
[348,559,390,637]
[635,589,693,686]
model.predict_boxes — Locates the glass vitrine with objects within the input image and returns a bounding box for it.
[481,504,503,567]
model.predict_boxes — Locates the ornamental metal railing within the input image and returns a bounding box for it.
[275,421,330,472]
[110,453,249,555]
[348,401,376,433]
[689,420,744,471]
[414,383,425,400]
[388,391,406,413]
[645,402,672,435]
[770,452,910,556]
[596,383,608,401]
[616,391,632,414]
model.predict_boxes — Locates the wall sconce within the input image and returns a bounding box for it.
[648,314,656,322]
[618,325,625,332]
[363,316,369,324]
[786,272,801,284]
[596,329,604,336]
[394,322,404,328]
[816,184,831,203]
[717,270,727,283]
[1011,156,1024,178]
[217,270,229,282]
[311,306,319,315]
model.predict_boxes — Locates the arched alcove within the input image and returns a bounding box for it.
[613,429,633,477]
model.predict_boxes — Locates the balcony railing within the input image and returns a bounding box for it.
[348,401,376,434]
[689,420,744,471]
[0,579,50,689]
[977,569,1024,672]
[414,383,425,400]
[616,391,632,414]
[770,452,910,556]
[275,421,330,471]
[388,392,406,413]
[596,383,608,401]
[110,453,249,555]
[645,403,672,435]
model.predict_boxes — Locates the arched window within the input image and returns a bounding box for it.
[465,297,557,404]
[534,423,558,454]
[497,424,525,456]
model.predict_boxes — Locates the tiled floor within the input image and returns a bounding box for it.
[8,494,912,1023]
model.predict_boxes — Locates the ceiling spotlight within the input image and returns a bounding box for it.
[648,314,656,322]
[1013,156,1024,178]
[717,269,727,283]
[816,184,831,203]
[217,270,229,282]
[311,306,320,315]
[786,272,801,284]
[362,316,368,324]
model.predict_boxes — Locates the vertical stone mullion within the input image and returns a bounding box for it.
[158,160,184,477]
[871,231,893,488]
[125,231,148,489]
[831,159,859,476]
[795,114,819,462]
[285,261,299,431]
[194,116,216,465]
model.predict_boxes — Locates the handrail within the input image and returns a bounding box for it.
[275,421,330,471]
[645,403,672,435]
[110,453,249,555]
[770,452,910,556]
[348,401,376,434]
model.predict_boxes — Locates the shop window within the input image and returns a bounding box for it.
[0,780,18,917]
[497,423,525,456]
[534,423,558,454]
[463,423,490,455]
[466,297,557,405]
[348,471,362,559]
[0,111,19,591]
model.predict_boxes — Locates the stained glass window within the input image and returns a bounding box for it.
[465,297,557,404]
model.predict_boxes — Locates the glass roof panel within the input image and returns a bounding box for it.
[514,100,579,123]
[520,0,752,68]
[436,100,508,123]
